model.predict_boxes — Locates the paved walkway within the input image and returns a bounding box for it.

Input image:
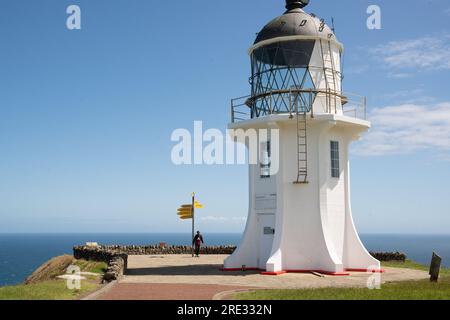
[92,255,429,300]
[95,283,255,300]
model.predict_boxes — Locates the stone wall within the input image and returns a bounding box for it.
[73,245,407,282]
[73,245,236,282]
[370,251,407,262]
[76,245,237,255]
[103,256,126,282]
[73,246,403,262]
[73,246,128,282]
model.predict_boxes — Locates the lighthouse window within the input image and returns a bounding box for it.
[260,141,271,178]
[330,141,340,178]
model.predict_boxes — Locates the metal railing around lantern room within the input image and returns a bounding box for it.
[230,89,367,123]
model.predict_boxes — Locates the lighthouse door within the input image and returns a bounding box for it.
[258,214,275,270]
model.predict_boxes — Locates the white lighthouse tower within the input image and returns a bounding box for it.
[224,0,382,275]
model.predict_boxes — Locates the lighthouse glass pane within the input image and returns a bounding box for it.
[331,141,340,178]
[260,141,271,178]
[250,43,317,118]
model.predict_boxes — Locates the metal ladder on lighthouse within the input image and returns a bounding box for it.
[293,92,308,184]
[320,40,338,114]
[292,41,337,184]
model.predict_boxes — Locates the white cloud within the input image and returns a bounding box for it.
[345,64,370,75]
[387,72,413,79]
[381,89,424,100]
[200,216,246,222]
[353,102,450,157]
[371,35,450,71]
[380,89,436,105]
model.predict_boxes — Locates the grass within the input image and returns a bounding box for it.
[74,260,108,275]
[234,261,450,300]
[381,260,450,276]
[26,256,107,285]
[0,257,107,300]
[0,280,99,300]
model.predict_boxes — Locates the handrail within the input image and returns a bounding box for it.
[231,89,366,123]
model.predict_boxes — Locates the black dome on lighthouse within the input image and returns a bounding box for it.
[254,0,336,45]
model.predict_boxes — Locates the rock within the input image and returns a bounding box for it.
[103,272,116,281]
[85,242,99,247]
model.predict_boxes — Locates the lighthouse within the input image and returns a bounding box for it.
[224,0,382,275]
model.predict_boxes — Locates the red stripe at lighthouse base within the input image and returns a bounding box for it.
[261,270,350,276]
[222,267,384,275]
[345,268,385,273]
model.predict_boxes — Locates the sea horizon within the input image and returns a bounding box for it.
[1,232,450,236]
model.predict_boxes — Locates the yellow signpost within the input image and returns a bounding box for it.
[194,201,204,209]
[177,211,192,215]
[177,193,203,257]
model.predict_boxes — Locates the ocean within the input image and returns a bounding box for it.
[0,233,449,287]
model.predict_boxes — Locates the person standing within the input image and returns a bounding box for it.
[192,231,204,257]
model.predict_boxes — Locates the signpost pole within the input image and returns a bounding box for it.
[192,192,195,257]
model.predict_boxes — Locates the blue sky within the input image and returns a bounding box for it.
[0,0,449,234]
